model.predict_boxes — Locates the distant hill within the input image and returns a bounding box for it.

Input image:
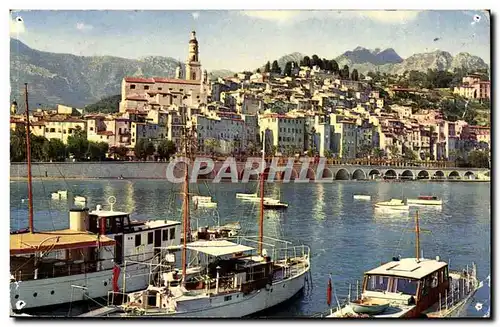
[10,38,182,108]
[335,46,403,67]
[334,47,489,75]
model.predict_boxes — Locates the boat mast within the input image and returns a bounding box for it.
[415,210,420,261]
[181,109,190,285]
[24,83,34,234]
[258,130,266,255]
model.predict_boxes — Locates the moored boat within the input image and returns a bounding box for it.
[82,121,311,318]
[407,196,443,206]
[353,195,371,200]
[375,199,409,211]
[321,211,480,318]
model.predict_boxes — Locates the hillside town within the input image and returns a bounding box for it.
[10,31,491,168]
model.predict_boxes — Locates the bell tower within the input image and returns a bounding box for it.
[185,31,202,81]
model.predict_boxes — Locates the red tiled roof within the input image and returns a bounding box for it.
[124,77,155,84]
[97,131,114,136]
[124,77,201,86]
[125,97,148,101]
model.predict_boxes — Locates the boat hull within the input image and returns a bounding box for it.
[117,268,308,318]
[374,205,409,210]
[10,263,150,311]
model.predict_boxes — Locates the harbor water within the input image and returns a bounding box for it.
[10,179,491,317]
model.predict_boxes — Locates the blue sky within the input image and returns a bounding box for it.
[10,10,490,72]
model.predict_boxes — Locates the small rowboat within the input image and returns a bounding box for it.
[354,195,371,200]
[375,199,409,211]
[350,299,390,315]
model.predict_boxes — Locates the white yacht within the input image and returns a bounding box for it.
[407,196,443,206]
[374,199,409,211]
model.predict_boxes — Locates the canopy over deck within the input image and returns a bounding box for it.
[10,229,115,255]
[186,240,254,257]
[365,258,447,280]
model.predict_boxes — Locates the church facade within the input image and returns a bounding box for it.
[119,31,209,113]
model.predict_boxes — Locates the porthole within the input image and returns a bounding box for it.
[14,295,19,299]
[33,292,38,297]
[51,290,55,295]
[138,300,142,304]
[104,281,108,286]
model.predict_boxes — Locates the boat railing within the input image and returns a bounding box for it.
[435,265,479,317]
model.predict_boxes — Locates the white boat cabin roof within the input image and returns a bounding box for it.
[89,210,130,217]
[186,240,254,257]
[365,257,447,280]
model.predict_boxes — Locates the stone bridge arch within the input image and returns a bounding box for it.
[335,168,350,180]
[464,171,476,180]
[384,169,398,179]
[368,169,381,180]
[352,169,367,180]
[400,170,414,180]
[448,170,461,179]
[417,170,430,180]
[433,170,445,180]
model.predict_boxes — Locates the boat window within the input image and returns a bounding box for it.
[148,232,153,245]
[395,278,418,296]
[366,275,390,292]
[170,228,175,240]
[431,272,439,288]
[135,234,142,247]
[439,269,444,283]
[224,295,232,301]
[162,229,168,241]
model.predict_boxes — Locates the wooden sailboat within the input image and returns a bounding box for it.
[10,84,182,314]
[323,211,480,318]
[87,129,311,317]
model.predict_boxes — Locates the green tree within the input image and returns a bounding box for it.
[112,145,129,160]
[66,126,89,161]
[311,54,321,67]
[86,141,103,161]
[157,139,177,161]
[467,150,489,168]
[351,69,359,81]
[301,56,311,68]
[10,126,26,162]
[204,138,220,155]
[283,62,293,77]
[324,149,333,159]
[43,139,66,162]
[341,65,350,79]
[271,60,281,74]
[256,68,261,73]
[134,139,155,161]
[30,135,47,161]
[85,94,121,114]
[403,147,417,161]
[330,60,339,75]
[264,61,271,73]
[372,148,384,158]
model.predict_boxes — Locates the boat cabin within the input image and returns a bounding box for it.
[360,257,450,317]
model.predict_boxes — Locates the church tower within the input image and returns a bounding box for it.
[185,31,202,81]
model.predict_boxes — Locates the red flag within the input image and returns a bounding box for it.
[327,275,332,307]
[112,265,121,293]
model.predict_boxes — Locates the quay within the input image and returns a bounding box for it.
[10,160,489,181]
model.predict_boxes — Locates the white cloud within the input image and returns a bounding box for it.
[192,12,200,20]
[76,22,93,31]
[239,10,421,25]
[354,11,421,24]
[10,17,26,36]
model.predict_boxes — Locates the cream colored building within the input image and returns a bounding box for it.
[259,113,305,155]
[44,116,86,144]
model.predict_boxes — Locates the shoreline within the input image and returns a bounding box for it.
[9,176,490,183]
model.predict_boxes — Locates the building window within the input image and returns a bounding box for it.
[130,85,136,89]
[144,85,150,90]
[90,127,94,131]
[162,229,168,241]
[135,234,141,247]
[148,232,153,245]
[158,87,162,91]
[63,130,66,134]
[180,89,184,92]
[169,228,175,240]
